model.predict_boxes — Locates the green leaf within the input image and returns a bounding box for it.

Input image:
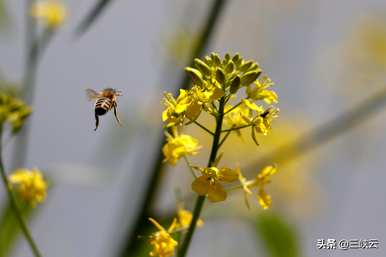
[75,0,115,37]
[255,211,301,257]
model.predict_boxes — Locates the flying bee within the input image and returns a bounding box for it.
[86,88,122,130]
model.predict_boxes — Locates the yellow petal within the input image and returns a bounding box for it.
[207,183,227,202]
[186,101,201,120]
[219,168,238,182]
[192,176,210,196]
[258,165,277,183]
[257,189,271,209]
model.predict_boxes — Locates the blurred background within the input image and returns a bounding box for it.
[1,0,386,256]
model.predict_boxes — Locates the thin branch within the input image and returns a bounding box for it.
[192,120,214,135]
[221,124,253,133]
[223,101,242,115]
[0,127,42,257]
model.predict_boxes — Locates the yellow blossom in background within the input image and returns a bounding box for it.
[31,0,67,28]
[9,168,47,206]
[162,130,201,165]
[176,208,204,229]
[192,167,238,202]
[148,218,178,257]
[0,91,32,134]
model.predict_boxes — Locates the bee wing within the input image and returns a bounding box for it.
[85,89,100,101]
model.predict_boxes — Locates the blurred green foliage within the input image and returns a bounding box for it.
[76,0,114,36]
[255,212,301,257]
[0,0,10,32]
[0,201,34,257]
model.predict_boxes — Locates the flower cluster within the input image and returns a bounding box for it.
[147,208,203,257]
[161,53,279,207]
[31,0,67,29]
[0,90,32,134]
[9,168,48,206]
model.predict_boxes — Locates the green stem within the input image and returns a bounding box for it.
[192,120,214,135]
[11,23,54,170]
[177,97,226,257]
[116,1,228,256]
[221,123,253,133]
[0,127,42,257]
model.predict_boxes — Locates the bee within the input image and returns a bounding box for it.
[86,88,122,130]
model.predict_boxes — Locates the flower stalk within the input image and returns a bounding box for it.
[0,126,42,257]
[177,96,226,257]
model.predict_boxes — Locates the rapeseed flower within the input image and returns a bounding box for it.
[0,91,32,134]
[191,166,238,202]
[9,168,47,206]
[161,53,280,209]
[148,218,178,257]
[254,165,277,209]
[31,0,67,28]
[176,208,204,229]
[162,129,201,165]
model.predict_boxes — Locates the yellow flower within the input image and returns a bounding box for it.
[253,107,279,136]
[176,208,204,229]
[0,91,32,134]
[31,0,67,28]
[148,218,178,257]
[162,130,201,165]
[224,103,252,129]
[246,76,278,104]
[255,165,277,209]
[9,169,47,206]
[162,89,201,127]
[237,168,253,209]
[191,167,238,202]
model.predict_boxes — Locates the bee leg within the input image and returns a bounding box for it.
[94,113,99,131]
[113,104,122,126]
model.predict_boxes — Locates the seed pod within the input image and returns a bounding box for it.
[185,67,204,87]
[211,53,221,66]
[232,53,242,67]
[216,68,225,84]
[229,76,241,94]
[241,71,261,85]
[240,60,253,72]
[225,61,235,74]
[194,58,211,76]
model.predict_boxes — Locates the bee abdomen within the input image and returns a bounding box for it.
[95,98,112,116]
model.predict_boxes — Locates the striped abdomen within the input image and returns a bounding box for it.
[95,97,113,116]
